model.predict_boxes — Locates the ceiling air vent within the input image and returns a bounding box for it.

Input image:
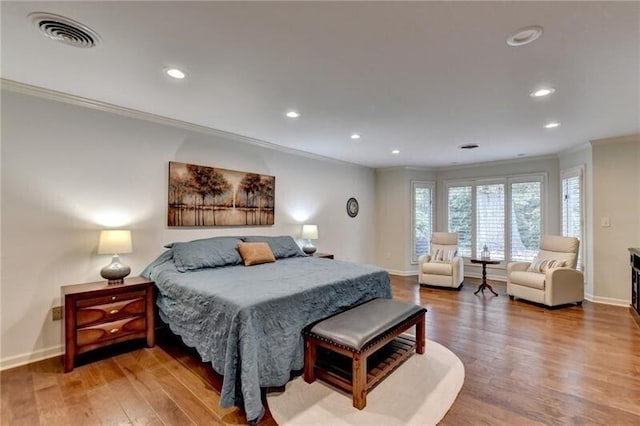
[458,143,480,150]
[28,12,100,48]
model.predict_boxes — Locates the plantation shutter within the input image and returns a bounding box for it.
[562,173,583,270]
[476,183,505,260]
[510,181,542,262]
[412,182,434,263]
[447,186,472,257]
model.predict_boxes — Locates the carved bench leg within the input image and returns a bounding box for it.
[416,314,426,355]
[352,352,367,409]
[304,338,317,383]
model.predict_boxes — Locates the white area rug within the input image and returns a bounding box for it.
[267,340,465,425]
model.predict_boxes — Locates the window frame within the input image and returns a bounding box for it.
[508,174,546,262]
[411,180,435,264]
[444,172,547,264]
[446,181,474,258]
[561,165,585,271]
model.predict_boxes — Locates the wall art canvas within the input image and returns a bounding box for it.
[168,161,275,226]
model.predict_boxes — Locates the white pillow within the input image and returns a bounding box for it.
[431,248,457,263]
[528,257,568,273]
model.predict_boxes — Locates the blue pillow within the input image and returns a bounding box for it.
[171,236,245,272]
[244,235,306,259]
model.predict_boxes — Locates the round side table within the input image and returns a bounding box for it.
[470,258,501,296]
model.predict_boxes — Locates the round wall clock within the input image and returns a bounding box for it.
[346,197,359,218]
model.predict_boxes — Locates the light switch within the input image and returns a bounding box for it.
[601,217,611,227]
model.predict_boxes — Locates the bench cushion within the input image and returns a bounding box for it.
[309,298,425,351]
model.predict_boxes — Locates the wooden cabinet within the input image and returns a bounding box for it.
[62,276,155,372]
[630,248,640,327]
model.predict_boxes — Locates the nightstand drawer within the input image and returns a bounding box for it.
[77,316,146,347]
[76,290,146,308]
[63,277,155,372]
[76,298,145,327]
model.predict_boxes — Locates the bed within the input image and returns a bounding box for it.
[141,236,391,422]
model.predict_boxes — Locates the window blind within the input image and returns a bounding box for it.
[476,184,505,260]
[510,181,541,262]
[413,184,433,262]
[447,186,472,257]
[562,174,582,269]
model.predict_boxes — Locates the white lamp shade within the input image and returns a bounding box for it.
[301,224,318,240]
[98,230,133,254]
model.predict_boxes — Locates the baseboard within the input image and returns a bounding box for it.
[463,272,506,282]
[0,345,63,371]
[386,269,418,277]
[584,293,630,307]
[386,269,507,282]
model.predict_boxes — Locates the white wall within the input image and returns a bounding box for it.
[375,167,436,274]
[0,89,376,368]
[591,135,639,304]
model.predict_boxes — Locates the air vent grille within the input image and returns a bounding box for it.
[458,144,480,150]
[29,12,100,48]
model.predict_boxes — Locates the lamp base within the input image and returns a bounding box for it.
[100,254,131,284]
[303,245,317,255]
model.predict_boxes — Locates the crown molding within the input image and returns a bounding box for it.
[375,165,437,173]
[435,153,558,172]
[590,133,639,146]
[0,78,367,170]
[557,141,591,157]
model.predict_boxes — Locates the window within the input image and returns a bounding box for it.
[510,180,542,261]
[562,167,584,270]
[447,186,472,257]
[412,181,434,263]
[476,183,505,260]
[446,174,545,263]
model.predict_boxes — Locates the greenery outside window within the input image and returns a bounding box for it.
[412,181,435,264]
[445,174,545,263]
[561,166,584,270]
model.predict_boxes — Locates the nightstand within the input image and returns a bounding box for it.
[313,252,334,259]
[62,276,155,372]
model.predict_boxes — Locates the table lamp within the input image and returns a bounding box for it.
[301,224,318,255]
[98,229,133,284]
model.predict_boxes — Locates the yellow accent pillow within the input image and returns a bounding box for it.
[237,242,276,266]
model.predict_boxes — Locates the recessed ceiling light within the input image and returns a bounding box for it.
[458,143,480,150]
[507,25,543,47]
[530,87,555,98]
[391,149,400,154]
[286,111,300,118]
[166,68,186,79]
[350,133,361,140]
[544,121,560,129]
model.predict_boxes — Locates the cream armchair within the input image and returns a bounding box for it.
[507,235,584,307]
[418,232,464,289]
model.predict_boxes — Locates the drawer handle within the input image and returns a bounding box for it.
[109,309,119,315]
[109,328,119,334]
[111,296,117,301]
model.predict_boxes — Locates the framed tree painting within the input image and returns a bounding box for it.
[168,161,275,226]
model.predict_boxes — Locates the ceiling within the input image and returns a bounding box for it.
[1,1,639,168]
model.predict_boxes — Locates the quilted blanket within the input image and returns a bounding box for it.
[142,253,391,422]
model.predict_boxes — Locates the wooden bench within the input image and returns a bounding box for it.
[303,298,427,409]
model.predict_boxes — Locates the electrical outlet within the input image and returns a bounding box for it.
[52,306,63,321]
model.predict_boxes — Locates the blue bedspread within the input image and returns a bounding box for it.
[142,253,391,421]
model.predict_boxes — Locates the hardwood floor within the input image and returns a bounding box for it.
[2,276,639,425]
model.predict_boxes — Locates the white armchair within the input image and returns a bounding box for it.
[418,232,464,289]
[507,235,584,307]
